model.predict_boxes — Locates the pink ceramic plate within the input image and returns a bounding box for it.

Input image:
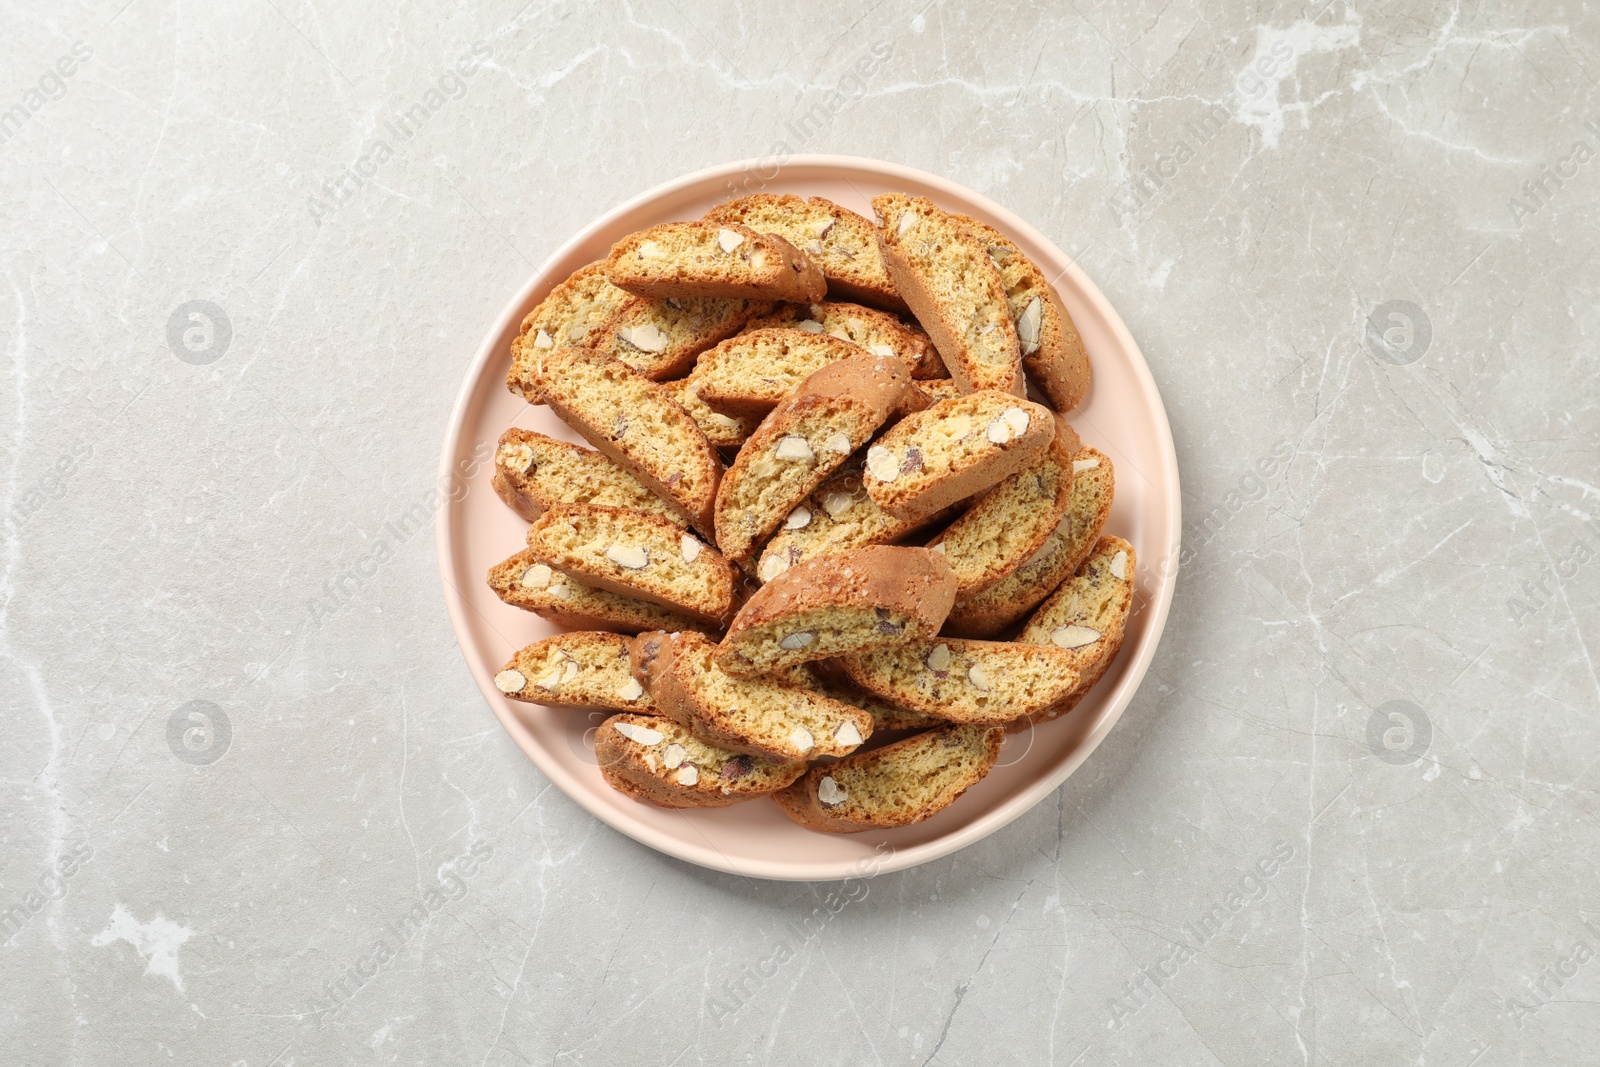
[437,157,1180,881]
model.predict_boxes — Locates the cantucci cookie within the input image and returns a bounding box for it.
[644,631,873,761]
[705,195,907,312]
[524,504,737,625]
[716,546,958,676]
[492,632,653,711]
[691,328,907,419]
[491,427,679,524]
[944,446,1114,637]
[506,263,630,397]
[527,347,722,533]
[713,352,911,561]
[595,714,807,809]
[871,193,1024,396]
[592,294,770,381]
[926,438,1075,597]
[863,390,1054,522]
[753,460,950,583]
[604,221,826,303]
[840,638,1081,725]
[743,301,940,377]
[660,378,757,450]
[954,214,1091,412]
[1017,536,1136,723]
[772,723,1003,833]
[487,549,713,635]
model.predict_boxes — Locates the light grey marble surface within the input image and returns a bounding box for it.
[3,1,1597,1064]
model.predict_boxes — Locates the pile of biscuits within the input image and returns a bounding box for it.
[486,191,1135,834]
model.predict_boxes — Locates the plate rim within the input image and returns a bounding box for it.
[436,154,1181,881]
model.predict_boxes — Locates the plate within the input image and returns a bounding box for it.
[436,156,1180,881]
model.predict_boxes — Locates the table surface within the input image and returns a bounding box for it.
[3,2,1596,1065]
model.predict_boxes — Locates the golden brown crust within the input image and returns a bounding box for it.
[691,328,906,419]
[741,301,937,376]
[527,347,722,534]
[490,427,679,524]
[716,546,958,676]
[926,437,1076,598]
[864,391,1055,522]
[839,637,1081,724]
[491,632,652,711]
[646,632,873,761]
[871,194,1023,396]
[952,215,1091,411]
[704,195,908,312]
[524,504,738,625]
[587,294,772,380]
[942,446,1115,637]
[487,550,715,634]
[1017,536,1136,724]
[596,714,807,808]
[771,723,1003,832]
[604,222,826,303]
[712,352,911,561]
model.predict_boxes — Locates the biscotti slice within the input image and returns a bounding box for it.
[716,546,958,676]
[772,724,1003,833]
[839,638,1081,724]
[1018,536,1136,722]
[596,714,807,809]
[491,428,679,524]
[604,222,826,303]
[691,328,903,419]
[927,438,1075,597]
[754,460,949,583]
[487,550,713,634]
[506,263,630,400]
[660,379,757,450]
[863,390,1054,522]
[705,195,906,311]
[713,352,911,561]
[646,631,873,760]
[743,301,940,377]
[871,193,1023,396]
[527,347,721,533]
[944,446,1114,637]
[954,215,1091,412]
[589,294,770,381]
[492,632,653,711]
[524,505,737,625]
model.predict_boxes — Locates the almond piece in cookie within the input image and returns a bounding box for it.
[487,549,715,635]
[839,638,1081,725]
[944,446,1114,637]
[506,263,631,400]
[926,437,1075,598]
[587,294,772,381]
[743,300,942,378]
[713,352,911,561]
[772,723,1003,833]
[523,504,737,625]
[526,347,721,534]
[1016,536,1136,723]
[691,328,912,419]
[493,632,652,711]
[954,214,1091,412]
[716,546,958,676]
[863,389,1054,522]
[596,713,807,809]
[753,459,955,583]
[644,631,873,761]
[705,195,907,312]
[659,378,758,450]
[604,222,826,303]
[871,193,1023,396]
[490,428,680,524]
